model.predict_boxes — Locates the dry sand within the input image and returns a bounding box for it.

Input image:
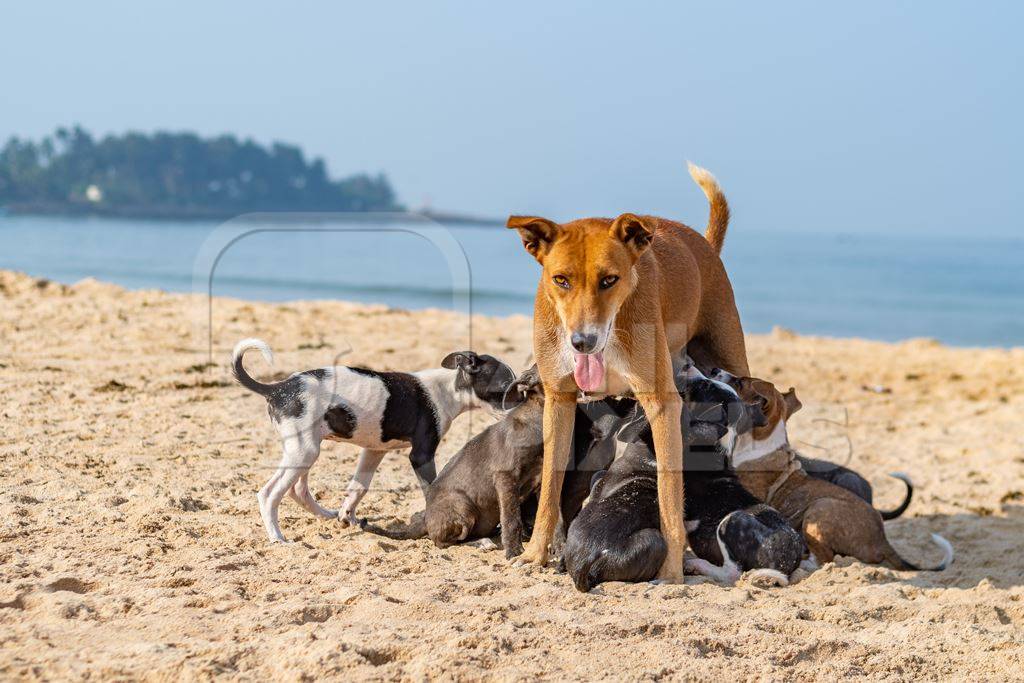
[1,268,1023,680]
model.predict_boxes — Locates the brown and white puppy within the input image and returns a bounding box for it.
[506,164,749,581]
[710,370,952,571]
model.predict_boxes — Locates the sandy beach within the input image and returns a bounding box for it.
[2,268,1023,680]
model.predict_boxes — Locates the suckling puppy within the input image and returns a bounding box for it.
[799,455,914,520]
[232,339,518,542]
[564,369,805,592]
[360,375,623,557]
[710,369,953,571]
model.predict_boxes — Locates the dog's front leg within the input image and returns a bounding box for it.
[635,368,686,583]
[513,389,576,567]
[408,442,439,498]
[494,471,525,559]
[339,448,387,527]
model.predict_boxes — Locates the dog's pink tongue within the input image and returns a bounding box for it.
[573,351,605,392]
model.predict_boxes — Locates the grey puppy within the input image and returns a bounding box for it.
[360,371,622,558]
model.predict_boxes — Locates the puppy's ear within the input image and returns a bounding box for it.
[747,379,775,412]
[615,404,650,444]
[746,401,768,428]
[514,364,543,395]
[441,351,480,373]
[507,216,560,263]
[609,213,654,257]
[783,388,802,418]
[589,412,623,441]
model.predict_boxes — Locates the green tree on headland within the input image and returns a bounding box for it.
[0,127,402,217]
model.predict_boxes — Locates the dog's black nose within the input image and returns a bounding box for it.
[710,368,721,376]
[571,331,599,353]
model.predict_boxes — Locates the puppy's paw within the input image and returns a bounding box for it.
[465,537,499,551]
[684,558,736,585]
[338,509,359,528]
[744,569,789,588]
[267,536,294,545]
[503,541,525,560]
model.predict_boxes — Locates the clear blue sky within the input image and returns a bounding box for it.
[2,2,1021,235]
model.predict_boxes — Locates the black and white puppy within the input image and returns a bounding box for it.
[232,338,519,542]
[564,367,805,592]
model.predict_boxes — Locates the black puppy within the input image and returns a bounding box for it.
[564,368,805,592]
[799,456,913,520]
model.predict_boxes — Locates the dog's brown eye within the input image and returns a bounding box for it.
[552,275,570,290]
[600,275,619,290]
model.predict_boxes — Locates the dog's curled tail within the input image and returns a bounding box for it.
[884,533,954,572]
[687,161,731,255]
[232,338,277,396]
[879,472,914,521]
[359,511,427,540]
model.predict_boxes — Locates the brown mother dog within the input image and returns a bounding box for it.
[507,164,749,581]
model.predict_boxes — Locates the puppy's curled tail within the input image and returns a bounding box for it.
[884,533,953,571]
[687,161,730,255]
[879,472,914,521]
[359,511,427,540]
[570,528,667,593]
[232,338,277,396]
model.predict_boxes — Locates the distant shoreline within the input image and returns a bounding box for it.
[1,203,505,226]
[4,268,1022,351]
[3,217,1020,347]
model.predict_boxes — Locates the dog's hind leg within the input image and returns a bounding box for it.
[685,557,740,584]
[339,448,388,527]
[688,315,749,377]
[683,515,742,585]
[290,472,338,519]
[802,515,837,566]
[258,432,321,543]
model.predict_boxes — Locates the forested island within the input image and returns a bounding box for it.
[0,127,402,219]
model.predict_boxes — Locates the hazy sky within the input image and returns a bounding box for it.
[3,2,1021,235]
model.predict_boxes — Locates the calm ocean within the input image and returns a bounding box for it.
[1,214,1021,347]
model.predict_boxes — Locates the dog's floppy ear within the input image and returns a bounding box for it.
[514,364,543,395]
[783,388,802,418]
[507,216,560,263]
[441,351,481,373]
[746,379,775,411]
[609,213,655,256]
[746,401,768,428]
